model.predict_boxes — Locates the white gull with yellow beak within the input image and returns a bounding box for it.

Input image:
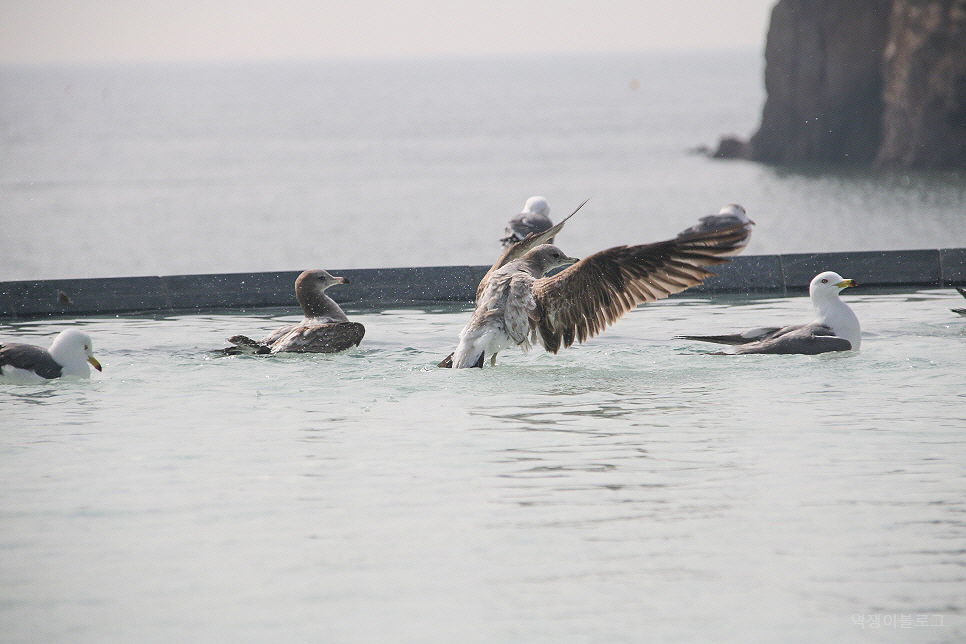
[0,329,102,383]
[678,271,861,354]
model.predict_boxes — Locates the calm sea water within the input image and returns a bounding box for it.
[2,289,965,643]
[2,51,965,282]
[3,52,966,643]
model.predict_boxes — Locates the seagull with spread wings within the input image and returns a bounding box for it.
[438,201,753,368]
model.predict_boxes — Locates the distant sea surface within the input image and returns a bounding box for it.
[2,51,965,281]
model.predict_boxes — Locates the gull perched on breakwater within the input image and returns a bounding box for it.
[439,201,753,368]
[500,196,554,248]
[676,203,754,255]
[677,271,860,354]
[220,269,364,354]
[0,329,102,383]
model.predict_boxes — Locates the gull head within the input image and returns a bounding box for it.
[298,269,348,292]
[719,203,754,225]
[525,244,579,275]
[49,328,102,375]
[522,196,550,217]
[809,271,856,301]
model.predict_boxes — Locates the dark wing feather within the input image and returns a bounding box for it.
[477,199,589,301]
[676,214,743,237]
[729,324,852,354]
[953,288,966,316]
[0,343,63,378]
[531,223,751,353]
[219,323,365,355]
[677,326,787,345]
[273,322,366,353]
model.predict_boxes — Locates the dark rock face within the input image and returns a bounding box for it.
[876,0,966,167]
[711,136,752,159]
[719,0,966,168]
[749,0,890,164]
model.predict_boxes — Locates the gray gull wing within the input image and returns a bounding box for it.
[677,214,747,236]
[676,327,786,346]
[725,324,853,354]
[502,212,553,244]
[0,343,63,379]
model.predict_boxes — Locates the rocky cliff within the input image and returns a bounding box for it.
[876,0,966,166]
[718,0,966,168]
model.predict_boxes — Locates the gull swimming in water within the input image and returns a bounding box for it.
[439,202,753,368]
[677,271,860,354]
[676,203,754,255]
[500,196,554,247]
[0,329,102,383]
[220,269,365,354]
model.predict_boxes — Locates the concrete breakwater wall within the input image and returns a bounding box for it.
[3,248,965,320]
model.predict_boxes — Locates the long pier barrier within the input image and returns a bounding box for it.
[2,248,965,320]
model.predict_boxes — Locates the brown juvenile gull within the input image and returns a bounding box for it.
[438,212,753,368]
[1,329,102,383]
[677,271,860,354]
[220,269,364,354]
[676,203,754,255]
[500,196,554,248]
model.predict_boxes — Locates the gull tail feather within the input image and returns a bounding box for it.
[438,349,485,368]
[217,335,272,355]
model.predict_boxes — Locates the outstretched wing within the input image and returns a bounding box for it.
[477,199,589,301]
[530,223,751,353]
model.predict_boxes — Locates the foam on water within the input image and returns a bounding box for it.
[2,289,965,643]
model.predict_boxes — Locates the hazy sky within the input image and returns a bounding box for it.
[0,0,775,64]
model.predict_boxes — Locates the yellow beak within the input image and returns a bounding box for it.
[836,279,856,289]
[88,356,103,372]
